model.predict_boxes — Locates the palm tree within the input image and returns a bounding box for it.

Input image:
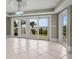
[30,21,36,28]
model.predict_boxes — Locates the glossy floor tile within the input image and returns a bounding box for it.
[6,38,72,59]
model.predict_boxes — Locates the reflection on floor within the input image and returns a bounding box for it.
[6,38,72,59]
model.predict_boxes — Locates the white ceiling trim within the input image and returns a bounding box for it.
[6,11,56,17]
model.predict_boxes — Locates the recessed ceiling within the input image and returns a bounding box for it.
[6,0,64,13]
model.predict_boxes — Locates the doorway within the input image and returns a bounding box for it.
[58,9,71,52]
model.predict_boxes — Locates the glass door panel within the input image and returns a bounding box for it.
[11,16,50,40]
[29,18,38,35]
[21,20,26,35]
[39,17,48,39]
[63,16,67,46]
[63,14,71,52]
[14,20,19,36]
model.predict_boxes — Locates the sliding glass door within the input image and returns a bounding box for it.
[29,17,49,39]
[58,9,68,47]
[11,16,50,40]
[58,9,72,52]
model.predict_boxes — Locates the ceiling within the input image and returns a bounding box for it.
[6,0,64,13]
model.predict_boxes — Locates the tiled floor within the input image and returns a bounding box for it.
[6,38,72,59]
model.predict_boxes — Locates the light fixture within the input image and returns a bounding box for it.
[16,0,23,16]
[16,11,23,16]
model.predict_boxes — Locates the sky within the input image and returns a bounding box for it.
[23,16,66,27]
[39,16,67,27]
[17,16,67,27]
[30,18,48,27]
[39,18,48,27]
[63,16,67,26]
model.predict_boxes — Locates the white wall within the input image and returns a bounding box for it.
[67,6,72,52]
[51,14,58,39]
[6,17,11,35]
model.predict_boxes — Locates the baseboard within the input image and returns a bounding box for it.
[6,35,11,38]
[50,38,58,42]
